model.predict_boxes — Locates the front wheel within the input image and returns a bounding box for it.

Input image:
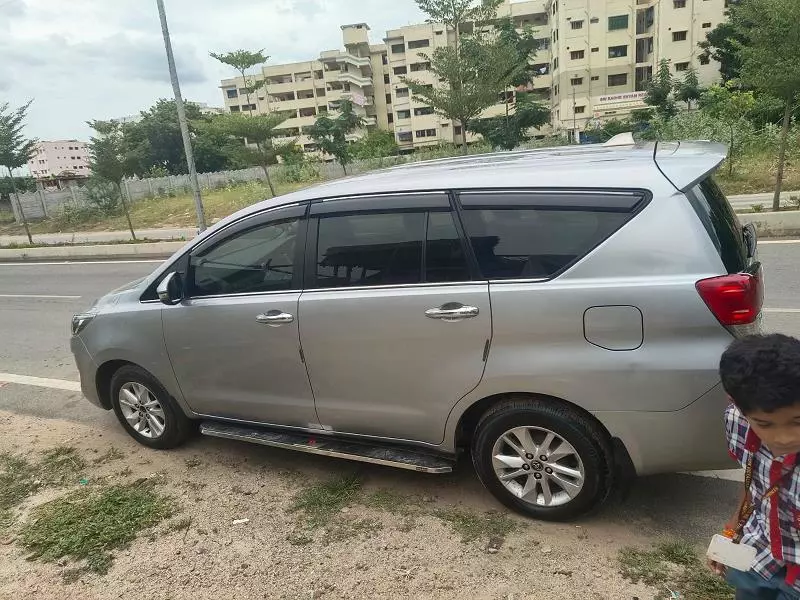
[471,397,609,521]
[110,365,192,449]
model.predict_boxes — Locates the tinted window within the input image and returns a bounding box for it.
[426,212,470,282]
[316,213,425,288]
[192,219,299,296]
[688,178,747,273]
[462,207,630,279]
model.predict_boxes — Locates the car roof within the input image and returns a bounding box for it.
[200,140,727,240]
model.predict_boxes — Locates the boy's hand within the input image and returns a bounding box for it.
[708,558,726,577]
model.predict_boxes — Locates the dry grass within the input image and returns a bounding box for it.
[716,154,800,197]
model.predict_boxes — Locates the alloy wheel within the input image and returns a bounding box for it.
[118,382,166,439]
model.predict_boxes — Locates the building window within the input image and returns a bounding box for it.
[414,106,434,116]
[570,50,585,60]
[407,39,430,50]
[702,22,712,28]
[608,73,628,86]
[675,62,690,72]
[388,113,394,124]
[415,129,437,138]
[386,93,393,104]
[570,77,583,86]
[454,126,462,135]
[396,88,410,98]
[435,30,443,35]
[391,43,405,54]
[382,53,388,65]
[591,47,599,52]
[608,15,629,30]
[575,106,585,114]
[384,74,390,84]
[393,66,407,75]
[554,84,559,96]
[226,89,238,99]
[410,62,431,72]
[590,17,599,24]
[571,20,583,30]
[674,0,686,7]
[553,57,559,70]
[672,30,688,41]
[397,131,413,142]
[230,106,241,112]
[397,110,411,119]
[608,45,628,58]
[699,55,710,65]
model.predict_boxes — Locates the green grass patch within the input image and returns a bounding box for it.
[434,508,517,543]
[39,446,86,485]
[19,479,173,575]
[290,474,362,528]
[0,454,38,510]
[619,541,734,600]
[92,447,125,465]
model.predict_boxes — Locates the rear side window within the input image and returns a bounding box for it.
[313,210,471,288]
[459,192,642,280]
[687,178,747,273]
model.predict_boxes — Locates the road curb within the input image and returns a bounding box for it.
[0,241,185,262]
[739,211,800,239]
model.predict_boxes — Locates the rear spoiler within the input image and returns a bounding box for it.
[652,140,729,192]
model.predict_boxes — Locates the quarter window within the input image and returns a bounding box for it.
[191,219,299,296]
[460,196,637,279]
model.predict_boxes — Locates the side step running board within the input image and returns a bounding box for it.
[200,421,454,474]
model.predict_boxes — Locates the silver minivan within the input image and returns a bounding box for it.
[71,140,762,520]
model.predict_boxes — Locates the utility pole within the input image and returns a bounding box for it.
[156,0,207,232]
[572,85,578,144]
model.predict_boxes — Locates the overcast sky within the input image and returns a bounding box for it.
[0,0,428,142]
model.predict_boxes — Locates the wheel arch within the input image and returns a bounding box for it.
[95,359,136,410]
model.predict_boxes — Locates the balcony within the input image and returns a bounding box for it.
[320,50,372,70]
[338,71,374,89]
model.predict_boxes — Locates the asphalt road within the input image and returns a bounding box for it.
[0,243,797,533]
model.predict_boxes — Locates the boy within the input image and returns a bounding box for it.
[714,334,800,599]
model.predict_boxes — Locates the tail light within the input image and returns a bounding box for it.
[696,269,763,326]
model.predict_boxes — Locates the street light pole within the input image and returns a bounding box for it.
[156,0,207,232]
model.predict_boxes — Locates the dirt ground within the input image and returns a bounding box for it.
[0,409,674,600]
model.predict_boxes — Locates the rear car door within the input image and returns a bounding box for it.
[162,204,320,428]
[298,193,491,445]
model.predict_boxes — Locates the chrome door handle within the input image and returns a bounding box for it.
[256,311,295,327]
[425,304,480,322]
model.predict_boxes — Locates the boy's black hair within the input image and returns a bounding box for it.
[720,334,800,414]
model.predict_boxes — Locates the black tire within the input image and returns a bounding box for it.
[110,365,192,450]
[471,396,610,521]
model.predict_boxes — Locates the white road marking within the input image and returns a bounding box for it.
[0,260,163,266]
[0,294,81,300]
[764,308,800,314]
[0,373,81,392]
[759,239,800,245]
[688,469,744,482]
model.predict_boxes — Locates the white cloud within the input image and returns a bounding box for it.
[0,0,427,141]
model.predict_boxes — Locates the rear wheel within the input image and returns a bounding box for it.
[110,365,191,449]
[471,397,609,521]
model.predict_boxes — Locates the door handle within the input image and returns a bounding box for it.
[425,303,480,322]
[256,311,295,327]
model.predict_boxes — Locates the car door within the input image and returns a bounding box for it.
[298,193,491,445]
[162,203,320,428]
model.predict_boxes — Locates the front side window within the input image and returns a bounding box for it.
[191,219,299,297]
[461,197,636,279]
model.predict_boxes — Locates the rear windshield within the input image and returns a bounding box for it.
[687,178,747,273]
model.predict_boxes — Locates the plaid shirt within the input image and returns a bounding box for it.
[725,404,800,592]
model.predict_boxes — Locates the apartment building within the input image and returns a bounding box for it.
[27,140,90,179]
[219,0,728,152]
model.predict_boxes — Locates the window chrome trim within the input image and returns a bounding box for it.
[300,280,485,293]
[180,289,303,301]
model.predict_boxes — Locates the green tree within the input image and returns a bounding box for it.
[405,1,534,154]
[731,0,800,210]
[645,59,678,120]
[0,101,37,243]
[210,49,269,115]
[699,84,756,176]
[351,130,400,159]
[468,92,549,150]
[204,112,291,196]
[308,99,364,175]
[674,67,703,111]
[120,100,239,176]
[87,120,136,240]
[698,21,748,84]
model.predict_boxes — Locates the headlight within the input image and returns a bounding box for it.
[71,313,96,336]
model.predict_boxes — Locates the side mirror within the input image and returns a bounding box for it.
[156,272,184,306]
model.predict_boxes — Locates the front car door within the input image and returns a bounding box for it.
[162,203,320,428]
[298,193,491,445]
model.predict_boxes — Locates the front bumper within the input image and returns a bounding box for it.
[594,383,734,477]
[70,335,102,408]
